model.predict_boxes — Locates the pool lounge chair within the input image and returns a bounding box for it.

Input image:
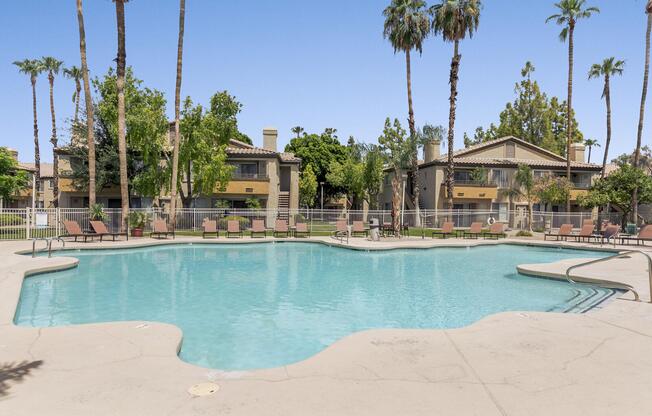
[151,219,175,239]
[294,222,310,238]
[226,220,243,238]
[463,222,483,239]
[484,223,506,239]
[572,224,600,243]
[336,220,348,235]
[544,224,573,241]
[202,220,219,239]
[250,219,267,238]
[274,219,289,238]
[620,224,652,246]
[351,221,368,237]
[90,220,128,242]
[62,220,96,242]
[432,222,455,239]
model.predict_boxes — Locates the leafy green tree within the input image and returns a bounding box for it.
[326,157,365,209]
[245,197,262,209]
[613,146,652,176]
[588,57,624,177]
[41,57,64,207]
[361,144,386,209]
[0,147,29,202]
[299,164,318,208]
[284,129,348,200]
[431,0,482,209]
[533,174,572,211]
[583,138,600,163]
[547,0,599,212]
[580,164,652,226]
[502,165,535,231]
[378,118,412,233]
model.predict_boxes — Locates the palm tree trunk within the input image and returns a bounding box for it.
[115,0,129,232]
[77,0,96,207]
[391,170,401,234]
[48,72,59,208]
[30,77,40,202]
[633,6,652,223]
[566,23,574,214]
[169,0,185,230]
[445,40,461,214]
[74,81,81,125]
[587,146,592,163]
[405,49,421,226]
[601,75,611,178]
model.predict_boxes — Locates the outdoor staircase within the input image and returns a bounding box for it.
[278,192,290,220]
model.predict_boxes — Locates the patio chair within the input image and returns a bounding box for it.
[151,219,175,239]
[582,219,595,228]
[572,224,600,243]
[294,222,310,238]
[463,222,483,239]
[351,221,368,237]
[544,224,573,241]
[62,220,96,242]
[250,219,267,238]
[226,220,243,238]
[274,219,289,238]
[484,223,506,239]
[202,219,219,239]
[90,220,128,242]
[432,222,455,239]
[619,224,652,246]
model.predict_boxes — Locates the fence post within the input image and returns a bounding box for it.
[56,208,60,237]
[25,207,30,240]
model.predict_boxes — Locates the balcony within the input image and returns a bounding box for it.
[231,173,269,181]
[442,181,498,200]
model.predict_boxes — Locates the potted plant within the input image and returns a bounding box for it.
[128,211,150,237]
[89,204,108,222]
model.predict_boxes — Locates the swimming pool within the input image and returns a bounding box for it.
[15,243,613,370]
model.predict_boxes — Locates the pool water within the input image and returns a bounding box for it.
[15,243,613,370]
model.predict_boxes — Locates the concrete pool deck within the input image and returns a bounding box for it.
[1,236,651,415]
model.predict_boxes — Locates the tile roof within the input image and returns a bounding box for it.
[226,139,300,163]
[19,163,54,177]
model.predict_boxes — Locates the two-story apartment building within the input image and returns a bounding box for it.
[382,136,602,221]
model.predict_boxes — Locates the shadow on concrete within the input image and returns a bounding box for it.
[0,360,43,399]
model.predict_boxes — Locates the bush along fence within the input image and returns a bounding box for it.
[0,207,626,241]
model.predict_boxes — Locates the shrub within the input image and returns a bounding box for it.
[128,211,151,229]
[89,204,108,221]
[0,214,24,224]
[516,230,533,237]
[218,215,250,230]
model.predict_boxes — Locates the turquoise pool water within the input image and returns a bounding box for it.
[15,243,612,370]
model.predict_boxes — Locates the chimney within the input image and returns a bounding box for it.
[263,127,278,152]
[424,140,441,163]
[7,148,18,161]
[569,143,585,163]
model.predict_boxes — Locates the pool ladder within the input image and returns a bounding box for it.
[564,250,652,303]
[31,237,66,258]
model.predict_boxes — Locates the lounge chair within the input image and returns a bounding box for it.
[62,220,96,242]
[484,222,506,239]
[620,224,652,246]
[250,219,267,238]
[151,219,175,239]
[202,220,219,238]
[90,220,128,242]
[432,222,455,239]
[336,220,348,235]
[226,220,243,238]
[463,222,483,239]
[572,224,600,243]
[294,222,310,238]
[274,219,289,238]
[582,219,595,228]
[351,221,368,237]
[544,224,573,241]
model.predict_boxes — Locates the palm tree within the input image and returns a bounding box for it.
[13,59,44,201]
[168,0,186,230]
[547,0,599,213]
[633,1,652,223]
[582,138,600,163]
[63,66,83,128]
[41,57,64,208]
[588,57,624,177]
[431,0,481,210]
[76,0,96,207]
[291,126,305,138]
[114,0,129,231]
[383,0,430,223]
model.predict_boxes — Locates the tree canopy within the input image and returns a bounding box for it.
[0,147,29,202]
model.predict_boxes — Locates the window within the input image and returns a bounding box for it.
[491,169,509,188]
[491,202,508,222]
[505,143,516,158]
[231,162,259,179]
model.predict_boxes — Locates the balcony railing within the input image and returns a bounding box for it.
[449,180,498,187]
[231,173,269,180]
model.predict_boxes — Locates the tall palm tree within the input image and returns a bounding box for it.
[383,0,430,222]
[588,57,624,177]
[431,0,481,210]
[41,57,64,208]
[114,0,129,231]
[169,0,186,229]
[76,0,96,207]
[547,0,599,213]
[633,1,652,223]
[582,138,600,163]
[63,66,83,128]
[13,59,44,201]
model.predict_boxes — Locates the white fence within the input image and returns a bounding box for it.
[0,207,627,240]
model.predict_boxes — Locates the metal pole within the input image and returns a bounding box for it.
[401,177,406,238]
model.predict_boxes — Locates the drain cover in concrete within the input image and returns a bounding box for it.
[188,382,220,397]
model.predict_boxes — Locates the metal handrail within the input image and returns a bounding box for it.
[564,250,652,303]
[31,238,49,258]
[332,230,349,245]
[47,237,66,258]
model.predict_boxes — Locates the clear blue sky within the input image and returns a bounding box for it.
[1,0,650,164]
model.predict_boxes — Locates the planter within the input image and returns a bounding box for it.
[131,228,144,237]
